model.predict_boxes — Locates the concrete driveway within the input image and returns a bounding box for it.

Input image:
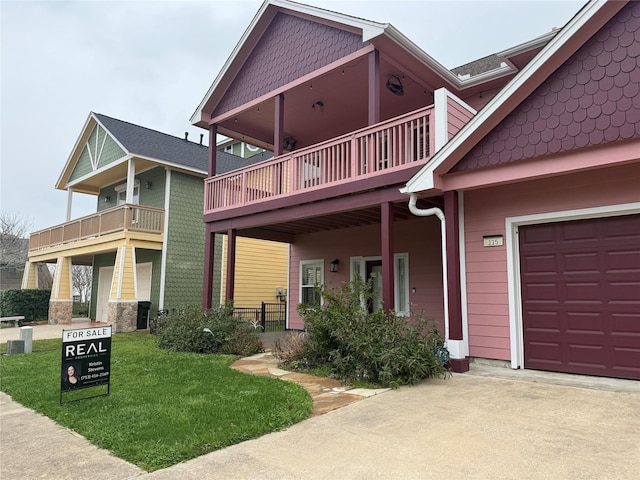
[144,370,639,480]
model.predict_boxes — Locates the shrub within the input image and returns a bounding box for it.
[296,277,449,388]
[0,289,50,323]
[273,331,310,364]
[153,303,264,355]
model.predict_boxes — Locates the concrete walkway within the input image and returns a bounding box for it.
[1,323,639,479]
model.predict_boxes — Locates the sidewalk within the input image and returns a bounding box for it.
[0,318,98,344]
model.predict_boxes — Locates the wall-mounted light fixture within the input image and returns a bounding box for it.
[283,136,296,151]
[330,259,339,273]
[312,101,324,112]
[146,181,152,189]
[104,195,111,203]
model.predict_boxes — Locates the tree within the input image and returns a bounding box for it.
[72,265,92,303]
[0,212,31,268]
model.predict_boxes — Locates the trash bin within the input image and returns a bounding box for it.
[137,301,152,329]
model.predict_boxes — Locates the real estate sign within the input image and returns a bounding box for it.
[60,326,112,400]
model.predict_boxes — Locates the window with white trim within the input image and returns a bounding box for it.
[300,260,323,307]
[114,181,140,205]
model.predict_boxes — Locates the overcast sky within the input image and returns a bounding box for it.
[1,0,584,233]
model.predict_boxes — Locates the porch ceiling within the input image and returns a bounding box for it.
[216,53,437,152]
[239,196,444,240]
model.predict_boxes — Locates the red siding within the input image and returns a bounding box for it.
[464,163,640,361]
[451,1,640,173]
[289,217,445,331]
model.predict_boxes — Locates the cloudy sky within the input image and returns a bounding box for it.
[1,0,584,233]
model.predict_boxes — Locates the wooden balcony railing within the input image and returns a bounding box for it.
[29,204,164,251]
[205,105,435,213]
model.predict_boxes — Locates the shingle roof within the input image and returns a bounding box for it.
[93,113,269,175]
[451,54,505,77]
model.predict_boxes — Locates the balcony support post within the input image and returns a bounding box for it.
[203,224,215,310]
[208,124,217,177]
[368,49,380,126]
[21,261,39,289]
[66,188,74,222]
[126,158,136,204]
[444,190,468,372]
[274,94,284,156]
[225,229,236,301]
[107,245,138,333]
[48,256,73,325]
[381,201,394,312]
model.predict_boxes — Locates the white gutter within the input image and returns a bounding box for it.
[408,194,450,346]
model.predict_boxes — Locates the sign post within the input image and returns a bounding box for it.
[60,325,112,404]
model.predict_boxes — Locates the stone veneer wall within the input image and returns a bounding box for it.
[108,301,138,333]
[49,300,73,325]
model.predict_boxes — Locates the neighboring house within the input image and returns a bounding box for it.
[23,112,288,332]
[217,138,268,159]
[190,0,564,371]
[403,0,640,380]
[1,235,52,290]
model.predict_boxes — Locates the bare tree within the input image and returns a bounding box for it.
[72,265,93,303]
[0,212,31,268]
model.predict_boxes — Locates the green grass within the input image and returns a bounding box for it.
[0,332,313,471]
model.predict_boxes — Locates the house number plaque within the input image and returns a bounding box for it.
[483,235,504,247]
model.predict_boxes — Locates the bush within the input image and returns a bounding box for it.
[295,277,449,388]
[73,302,89,317]
[153,303,264,356]
[273,331,310,364]
[0,289,50,323]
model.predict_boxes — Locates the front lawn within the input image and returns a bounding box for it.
[0,332,312,471]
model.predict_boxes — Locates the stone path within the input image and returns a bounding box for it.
[231,352,389,416]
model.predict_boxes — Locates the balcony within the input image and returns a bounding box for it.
[205,105,437,215]
[29,204,164,252]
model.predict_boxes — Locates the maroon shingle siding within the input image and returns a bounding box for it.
[450,1,640,173]
[213,13,366,117]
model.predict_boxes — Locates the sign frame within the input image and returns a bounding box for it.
[60,325,112,404]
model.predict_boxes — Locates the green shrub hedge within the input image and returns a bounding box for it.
[292,277,449,388]
[153,303,263,356]
[0,289,50,322]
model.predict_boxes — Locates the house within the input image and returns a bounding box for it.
[403,0,640,380]
[217,138,268,159]
[1,235,51,290]
[23,113,288,332]
[191,0,565,372]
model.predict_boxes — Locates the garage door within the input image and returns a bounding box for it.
[519,214,640,380]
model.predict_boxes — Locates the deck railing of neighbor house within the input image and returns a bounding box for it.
[205,104,436,212]
[29,204,164,251]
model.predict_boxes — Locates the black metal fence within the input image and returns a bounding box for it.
[234,302,286,332]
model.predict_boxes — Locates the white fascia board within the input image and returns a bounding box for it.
[497,30,557,58]
[55,112,98,190]
[65,155,132,189]
[402,0,609,195]
[190,0,387,125]
[126,154,207,177]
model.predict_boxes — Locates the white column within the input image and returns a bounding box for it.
[66,188,74,221]
[126,158,136,204]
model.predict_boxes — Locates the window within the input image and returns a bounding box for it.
[114,181,140,205]
[300,260,323,307]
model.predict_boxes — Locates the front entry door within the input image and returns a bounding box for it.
[366,260,383,313]
[96,266,113,323]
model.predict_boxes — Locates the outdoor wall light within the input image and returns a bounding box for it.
[386,75,404,96]
[146,181,152,189]
[104,196,111,203]
[330,259,339,273]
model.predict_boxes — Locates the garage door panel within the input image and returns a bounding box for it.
[520,214,640,380]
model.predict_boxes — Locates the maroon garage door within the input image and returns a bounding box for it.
[519,214,640,380]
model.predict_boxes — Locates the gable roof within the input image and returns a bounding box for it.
[56,112,266,194]
[191,0,552,129]
[402,0,629,195]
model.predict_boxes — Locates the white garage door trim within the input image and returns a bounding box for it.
[505,202,640,370]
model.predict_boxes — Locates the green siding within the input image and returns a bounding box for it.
[136,249,162,318]
[69,124,126,183]
[163,171,206,309]
[138,167,166,209]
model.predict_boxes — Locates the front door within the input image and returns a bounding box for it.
[96,266,113,323]
[366,260,383,313]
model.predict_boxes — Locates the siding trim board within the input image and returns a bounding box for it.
[505,202,640,370]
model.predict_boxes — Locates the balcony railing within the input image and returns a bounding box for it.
[205,105,435,213]
[29,204,164,251]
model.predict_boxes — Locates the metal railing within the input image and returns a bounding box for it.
[205,104,435,213]
[29,204,164,251]
[234,302,286,333]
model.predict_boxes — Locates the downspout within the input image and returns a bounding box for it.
[407,193,450,345]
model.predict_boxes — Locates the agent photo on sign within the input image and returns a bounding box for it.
[61,364,81,391]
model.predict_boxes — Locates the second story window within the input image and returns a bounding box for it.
[114,181,140,205]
